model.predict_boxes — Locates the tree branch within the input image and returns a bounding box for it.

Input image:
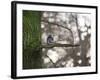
[41,19,72,32]
[45,54,57,67]
[41,43,80,48]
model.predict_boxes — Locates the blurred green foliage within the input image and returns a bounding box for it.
[23,10,43,69]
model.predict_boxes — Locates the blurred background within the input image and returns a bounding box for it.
[23,10,91,69]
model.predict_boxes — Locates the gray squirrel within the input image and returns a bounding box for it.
[47,34,54,44]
